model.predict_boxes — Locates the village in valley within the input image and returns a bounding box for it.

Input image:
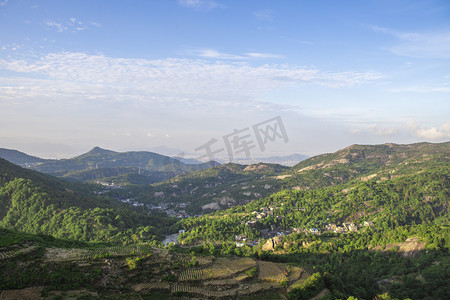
[94,181,377,250]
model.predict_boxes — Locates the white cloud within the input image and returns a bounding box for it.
[245,52,283,59]
[178,0,220,11]
[0,0,8,6]
[0,43,23,51]
[188,48,283,60]
[44,18,100,33]
[189,48,246,60]
[45,20,67,33]
[253,9,274,22]
[371,26,450,59]
[369,124,397,136]
[0,52,380,111]
[407,121,450,140]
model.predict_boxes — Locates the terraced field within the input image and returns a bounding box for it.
[288,271,311,292]
[163,257,313,298]
[202,257,257,279]
[257,260,288,284]
[171,282,277,298]
[0,246,36,260]
[44,244,153,262]
[2,242,318,299]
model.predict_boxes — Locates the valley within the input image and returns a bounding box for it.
[0,142,448,299]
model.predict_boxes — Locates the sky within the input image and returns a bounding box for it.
[0,0,449,160]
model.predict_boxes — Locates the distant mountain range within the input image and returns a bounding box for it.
[0,146,309,184]
[0,141,448,234]
[127,141,450,214]
[0,146,219,184]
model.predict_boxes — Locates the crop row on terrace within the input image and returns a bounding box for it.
[0,250,15,260]
[0,246,36,260]
[203,278,238,286]
[202,257,257,279]
[171,282,276,298]
[178,269,203,281]
[80,244,153,260]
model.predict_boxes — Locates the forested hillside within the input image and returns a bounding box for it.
[0,158,175,243]
[113,142,450,215]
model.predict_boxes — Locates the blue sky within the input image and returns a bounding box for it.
[0,0,449,159]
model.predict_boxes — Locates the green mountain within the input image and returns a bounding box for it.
[287,141,450,186]
[31,146,213,175]
[0,147,219,184]
[0,158,174,242]
[120,142,449,215]
[114,162,290,214]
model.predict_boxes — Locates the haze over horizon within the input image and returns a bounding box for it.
[1,0,449,159]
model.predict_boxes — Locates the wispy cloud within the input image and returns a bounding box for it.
[44,18,100,33]
[189,48,246,60]
[368,124,398,136]
[245,52,283,59]
[44,20,67,32]
[187,48,283,60]
[0,51,381,114]
[0,43,23,51]
[0,0,8,7]
[253,9,274,22]
[371,25,450,59]
[178,0,221,11]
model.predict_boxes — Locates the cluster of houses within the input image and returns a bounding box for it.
[324,222,358,233]
[148,202,206,219]
[94,181,120,188]
[119,198,144,207]
[234,234,259,247]
[248,205,284,221]
[233,204,377,247]
[234,219,375,247]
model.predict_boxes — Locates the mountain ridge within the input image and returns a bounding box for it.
[0,147,221,184]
